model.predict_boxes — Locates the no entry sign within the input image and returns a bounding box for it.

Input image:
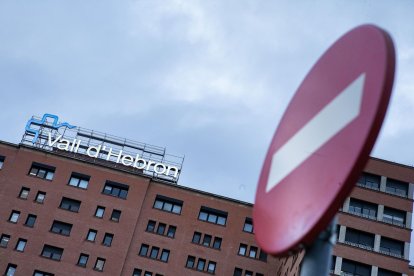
[253,25,395,255]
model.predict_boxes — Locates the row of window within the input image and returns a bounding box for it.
[346,197,407,228]
[332,256,402,276]
[337,226,405,259]
[17,190,123,221]
[153,195,254,233]
[4,264,53,276]
[192,231,222,250]
[133,268,163,276]
[139,244,170,263]
[5,211,115,245]
[146,220,176,238]
[357,172,409,198]
[233,268,264,276]
[2,246,106,273]
[185,255,216,274]
[238,244,267,262]
[28,162,130,200]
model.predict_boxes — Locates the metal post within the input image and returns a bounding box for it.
[300,217,337,276]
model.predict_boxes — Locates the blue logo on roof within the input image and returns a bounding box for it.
[25,113,76,143]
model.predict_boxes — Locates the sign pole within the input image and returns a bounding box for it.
[299,217,337,276]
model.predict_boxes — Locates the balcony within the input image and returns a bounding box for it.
[385,186,408,198]
[343,240,374,252]
[382,216,405,228]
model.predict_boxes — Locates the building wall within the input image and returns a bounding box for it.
[0,142,282,276]
[0,142,412,276]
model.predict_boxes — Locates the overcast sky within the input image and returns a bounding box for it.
[1,0,414,264]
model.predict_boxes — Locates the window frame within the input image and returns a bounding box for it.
[41,244,64,261]
[86,229,98,242]
[77,253,89,267]
[68,172,90,189]
[19,187,30,200]
[15,238,27,252]
[102,181,129,199]
[153,195,183,215]
[25,214,37,228]
[29,162,55,181]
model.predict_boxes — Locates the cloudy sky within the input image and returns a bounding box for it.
[1,0,414,263]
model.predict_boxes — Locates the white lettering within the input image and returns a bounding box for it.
[47,133,62,147]
[106,148,122,163]
[133,154,147,169]
[57,138,70,150]
[166,166,179,178]
[87,145,102,158]
[121,154,134,166]
[154,163,167,174]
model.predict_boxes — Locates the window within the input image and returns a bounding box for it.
[157,223,166,235]
[133,269,142,276]
[8,210,20,223]
[146,220,156,232]
[86,229,97,242]
[95,206,105,218]
[68,173,90,189]
[341,259,371,276]
[41,244,64,261]
[145,273,153,276]
[15,238,27,252]
[238,244,247,256]
[197,258,206,271]
[245,271,253,276]
[378,268,402,276]
[386,178,408,197]
[77,253,89,267]
[198,206,227,226]
[51,220,72,236]
[213,237,222,249]
[357,172,380,190]
[153,195,183,214]
[35,191,46,203]
[59,197,81,212]
[0,156,4,170]
[167,226,176,238]
[111,209,121,222]
[150,247,159,259]
[139,244,149,256]
[202,234,212,246]
[33,271,54,276]
[1,234,10,247]
[103,233,114,246]
[345,228,375,249]
[207,261,216,274]
[103,181,129,199]
[249,246,258,258]
[19,187,30,199]
[186,256,196,268]
[29,162,55,180]
[160,249,170,262]
[380,237,404,258]
[234,268,243,276]
[383,207,406,227]
[94,258,106,271]
[243,217,253,233]
[259,250,268,262]
[192,232,202,244]
[25,214,37,227]
[348,198,377,219]
[5,264,17,276]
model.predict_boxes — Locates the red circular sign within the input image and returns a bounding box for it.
[253,25,395,255]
